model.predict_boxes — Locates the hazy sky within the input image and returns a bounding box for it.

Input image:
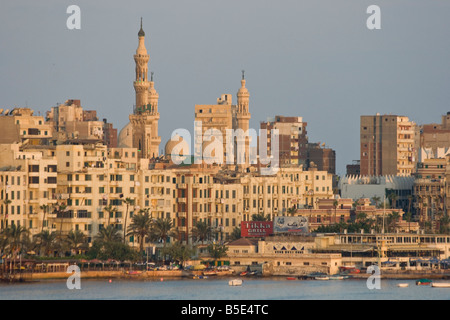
[1,0,450,175]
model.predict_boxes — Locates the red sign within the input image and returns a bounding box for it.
[241,221,273,237]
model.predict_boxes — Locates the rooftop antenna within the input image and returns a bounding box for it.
[241,70,245,80]
[151,71,154,82]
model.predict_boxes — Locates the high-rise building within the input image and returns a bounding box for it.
[260,115,308,167]
[360,114,416,176]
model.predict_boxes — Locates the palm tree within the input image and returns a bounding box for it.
[52,202,68,236]
[103,205,118,226]
[388,192,398,209]
[371,196,381,209]
[191,220,213,244]
[3,224,29,274]
[287,206,296,217]
[95,225,122,244]
[150,217,175,250]
[66,230,87,255]
[127,209,152,253]
[39,204,50,233]
[34,230,57,257]
[251,212,270,221]
[404,211,413,233]
[2,199,11,227]
[333,200,339,225]
[122,197,134,244]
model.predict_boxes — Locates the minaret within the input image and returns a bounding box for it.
[236,70,251,167]
[133,18,150,110]
[129,19,161,159]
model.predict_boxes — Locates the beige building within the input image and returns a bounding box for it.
[226,236,342,276]
[360,114,416,176]
[0,108,53,145]
[194,72,251,168]
[46,99,117,148]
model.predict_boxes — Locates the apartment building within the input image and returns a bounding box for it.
[360,114,416,176]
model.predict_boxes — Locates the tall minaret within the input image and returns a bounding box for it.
[236,70,251,167]
[130,18,161,159]
[134,18,150,109]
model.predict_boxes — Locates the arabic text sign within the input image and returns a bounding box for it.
[273,216,308,234]
[241,221,273,237]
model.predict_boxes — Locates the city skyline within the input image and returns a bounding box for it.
[1,1,450,175]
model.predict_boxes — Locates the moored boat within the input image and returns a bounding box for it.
[229,279,243,286]
[431,282,450,288]
[397,283,409,288]
[286,277,296,280]
[315,275,329,280]
[329,275,344,280]
[416,279,432,286]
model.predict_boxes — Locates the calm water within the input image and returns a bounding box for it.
[0,278,449,300]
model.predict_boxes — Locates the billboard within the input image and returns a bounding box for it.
[273,216,308,234]
[241,221,273,238]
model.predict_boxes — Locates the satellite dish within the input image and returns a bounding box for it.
[4,109,10,116]
[0,109,3,115]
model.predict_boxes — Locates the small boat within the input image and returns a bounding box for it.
[329,275,345,280]
[286,277,296,280]
[315,275,329,280]
[229,279,243,286]
[397,283,409,288]
[203,270,218,276]
[193,275,208,280]
[416,279,432,286]
[239,271,248,276]
[431,282,450,288]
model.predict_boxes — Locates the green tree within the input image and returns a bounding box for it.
[66,229,87,255]
[103,205,118,226]
[39,204,50,233]
[122,198,134,244]
[34,230,57,257]
[162,242,196,267]
[230,227,241,241]
[251,212,270,221]
[371,196,381,208]
[150,217,175,250]
[191,220,213,244]
[207,242,228,265]
[95,225,122,244]
[127,209,152,253]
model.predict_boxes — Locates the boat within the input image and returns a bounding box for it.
[203,270,218,276]
[416,279,432,286]
[431,282,450,288]
[229,279,243,286]
[397,283,409,288]
[193,275,208,280]
[286,277,297,280]
[329,275,345,280]
[315,275,329,280]
[239,271,248,276]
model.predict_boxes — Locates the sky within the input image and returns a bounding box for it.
[1,0,450,176]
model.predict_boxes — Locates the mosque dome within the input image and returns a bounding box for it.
[165,134,189,162]
[118,122,133,148]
